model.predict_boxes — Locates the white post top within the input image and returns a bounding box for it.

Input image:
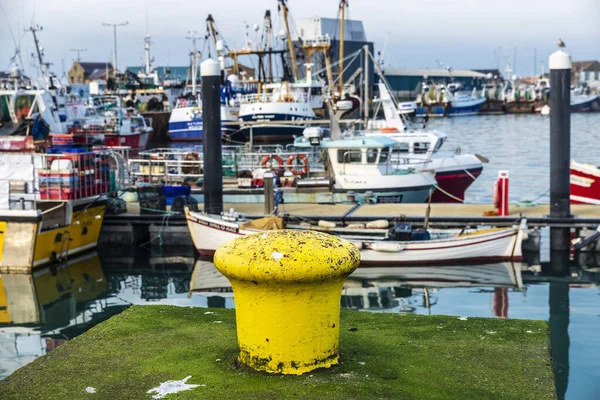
[549,49,571,70]
[201,59,221,77]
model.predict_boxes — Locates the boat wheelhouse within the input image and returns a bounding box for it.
[237,81,318,143]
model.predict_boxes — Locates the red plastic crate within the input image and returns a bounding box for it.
[40,187,83,200]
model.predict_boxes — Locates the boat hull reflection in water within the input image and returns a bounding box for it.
[0,252,117,379]
[188,259,523,311]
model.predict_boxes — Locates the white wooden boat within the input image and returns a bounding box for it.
[185,210,525,266]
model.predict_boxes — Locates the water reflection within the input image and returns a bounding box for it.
[188,260,524,313]
[1,248,599,399]
[545,251,572,400]
[0,248,196,379]
[0,252,124,379]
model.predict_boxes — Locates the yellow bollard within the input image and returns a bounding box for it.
[214,229,360,375]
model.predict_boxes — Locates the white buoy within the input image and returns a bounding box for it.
[540,105,550,115]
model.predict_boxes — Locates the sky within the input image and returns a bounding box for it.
[1,0,599,79]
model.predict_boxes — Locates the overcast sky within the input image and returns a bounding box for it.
[1,0,599,79]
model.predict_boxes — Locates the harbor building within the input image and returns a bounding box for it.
[380,67,489,100]
[293,16,374,88]
[572,60,600,90]
[68,62,113,85]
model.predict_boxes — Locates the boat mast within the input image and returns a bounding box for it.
[363,44,369,124]
[186,30,201,95]
[144,6,152,76]
[27,25,47,81]
[278,0,298,82]
[338,0,347,96]
[206,15,222,58]
[265,10,274,83]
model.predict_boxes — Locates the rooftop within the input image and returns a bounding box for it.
[77,62,113,75]
[295,16,368,42]
[572,60,600,72]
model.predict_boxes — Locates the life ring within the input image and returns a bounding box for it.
[286,154,309,175]
[182,152,201,175]
[260,154,284,172]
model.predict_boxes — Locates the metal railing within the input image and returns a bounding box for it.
[174,98,201,108]
[301,36,331,47]
[240,91,310,104]
[128,147,324,186]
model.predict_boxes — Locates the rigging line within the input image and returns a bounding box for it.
[0,3,18,48]
[424,176,465,203]
[312,48,362,76]
[367,50,401,109]
[328,51,361,88]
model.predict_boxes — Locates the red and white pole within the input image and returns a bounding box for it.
[495,170,509,216]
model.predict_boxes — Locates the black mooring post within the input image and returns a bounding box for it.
[549,48,571,252]
[201,59,223,215]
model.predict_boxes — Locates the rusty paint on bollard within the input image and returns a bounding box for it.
[214,230,360,375]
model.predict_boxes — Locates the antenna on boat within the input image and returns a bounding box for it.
[185,30,202,95]
[144,5,153,76]
[265,10,274,83]
[26,25,47,80]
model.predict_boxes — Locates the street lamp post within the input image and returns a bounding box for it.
[102,21,128,78]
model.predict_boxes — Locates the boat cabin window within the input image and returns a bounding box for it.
[131,117,145,128]
[337,149,362,164]
[366,148,378,163]
[310,87,322,95]
[379,148,390,164]
[392,143,409,153]
[413,142,430,154]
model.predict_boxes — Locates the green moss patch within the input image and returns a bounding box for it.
[0,306,555,399]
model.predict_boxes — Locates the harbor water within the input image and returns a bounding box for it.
[1,113,600,399]
[429,113,600,203]
[0,241,598,399]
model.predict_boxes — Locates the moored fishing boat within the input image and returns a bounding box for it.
[0,137,110,272]
[570,160,600,204]
[168,85,239,142]
[237,81,318,142]
[64,95,152,150]
[570,90,598,112]
[128,132,436,204]
[185,210,525,265]
[416,82,487,117]
[363,83,484,202]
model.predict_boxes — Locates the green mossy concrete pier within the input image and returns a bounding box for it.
[0,306,556,400]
